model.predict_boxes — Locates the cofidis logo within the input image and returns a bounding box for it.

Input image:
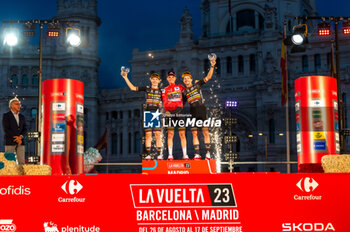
[0,186,30,196]
[0,220,16,232]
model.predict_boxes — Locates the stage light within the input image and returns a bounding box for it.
[47,23,60,37]
[291,24,307,45]
[291,34,304,45]
[318,22,331,36]
[284,24,308,53]
[3,28,19,47]
[343,21,350,35]
[226,100,238,108]
[22,23,35,37]
[66,27,81,47]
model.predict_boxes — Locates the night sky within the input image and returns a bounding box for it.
[0,0,349,89]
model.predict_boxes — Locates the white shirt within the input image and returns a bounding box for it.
[11,110,19,126]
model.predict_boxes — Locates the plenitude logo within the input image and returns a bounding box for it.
[44,222,100,232]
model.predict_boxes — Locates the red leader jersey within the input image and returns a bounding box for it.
[161,83,185,112]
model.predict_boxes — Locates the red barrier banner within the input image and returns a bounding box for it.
[0,173,349,231]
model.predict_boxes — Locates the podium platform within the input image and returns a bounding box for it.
[142,159,216,174]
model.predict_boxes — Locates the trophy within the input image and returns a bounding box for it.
[121,66,130,74]
[208,53,217,61]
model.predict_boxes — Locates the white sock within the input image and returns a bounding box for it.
[182,147,187,156]
[168,146,173,157]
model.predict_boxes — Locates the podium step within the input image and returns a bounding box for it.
[142,159,216,174]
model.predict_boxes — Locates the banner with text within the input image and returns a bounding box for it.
[0,173,349,231]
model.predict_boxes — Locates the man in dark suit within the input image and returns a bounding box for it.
[2,97,27,164]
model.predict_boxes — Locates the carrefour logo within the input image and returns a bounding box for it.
[296,177,318,192]
[61,180,83,195]
[294,177,322,201]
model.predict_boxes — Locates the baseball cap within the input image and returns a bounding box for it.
[167,70,176,76]
[150,73,160,79]
[182,71,192,78]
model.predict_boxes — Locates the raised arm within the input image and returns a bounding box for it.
[121,71,137,91]
[203,59,216,83]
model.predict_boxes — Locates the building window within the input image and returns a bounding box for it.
[134,131,141,154]
[112,111,118,119]
[120,111,123,119]
[84,108,88,129]
[327,52,331,69]
[226,57,232,74]
[161,70,166,81]
[134,109,140,118]
[216,58,221,75]
[238,55,244,74]
[86,26,90,43]
[249,54,256,72]
[269,119,275,144]
[248,167,256,172]
[31,108,37,120]
[237,10,255,30]
[105,112,109,121]
[343,93,347,127]
[128,110,132,118]
[112,133,118,155]
[204,59,210,72]
[119,132,123,154]
[314,54,321,71]
[128,133,132,153]
[10,74,18,87]
[22,75,28,86]
[32,74,38,86]
[302,55,308,72]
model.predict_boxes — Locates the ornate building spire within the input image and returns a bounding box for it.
[179,8,193,43]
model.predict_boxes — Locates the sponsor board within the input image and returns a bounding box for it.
[314,142,326,151]
[52,144,64,153]
[77,135,84,144]
[52,134,65,142]
[0,174,349,231]
[52,113,66,121]
[313,132,325,140]
[77,145,84,155]
[313,120,323,130]
[310,99,325,107]
[52,103,66,111]
[77,104,84,114]
[52,122,65,132]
